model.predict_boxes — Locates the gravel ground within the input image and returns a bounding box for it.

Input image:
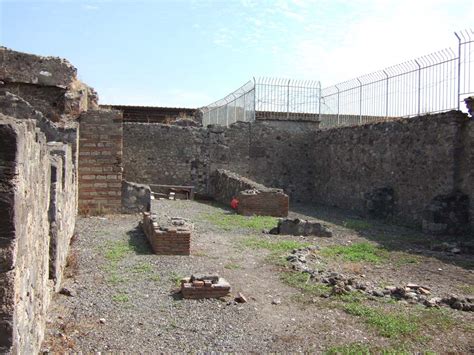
[42,200,474,353]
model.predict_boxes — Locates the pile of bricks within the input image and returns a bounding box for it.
[180,274,231,299]
[141,212,191,255]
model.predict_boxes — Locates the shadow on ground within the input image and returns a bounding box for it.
[290,203,474,270]
[126,225,153,255]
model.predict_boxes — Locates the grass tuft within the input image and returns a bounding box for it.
[343,219,373,230]
[241,236,311,252]
[112,293,129,303]
[344,303,417,338]
[280,271,331,296]
[203,212,278,231]
[104,241,133,262]
[321,242,388,263]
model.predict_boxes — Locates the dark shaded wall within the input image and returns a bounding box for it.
[310,111,470,228]
[123,111,473,231]
[123,121,313,202]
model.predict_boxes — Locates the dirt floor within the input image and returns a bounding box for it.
[42,200,474,353]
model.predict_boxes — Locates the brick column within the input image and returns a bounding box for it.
[78,109,123,214]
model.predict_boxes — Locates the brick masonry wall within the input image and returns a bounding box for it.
[211,169,289,217]
[78,109,123,214]
[142,213,191,255]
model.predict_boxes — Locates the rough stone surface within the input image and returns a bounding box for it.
[276,218,332,237]
[422,191,470,235]
[311,111,471,230]
[123,121,314,202]
[0,48,95,122]
[0,46,77,87]
[121,180,151,213]
[0,114,75,353]
[78,109,123,214]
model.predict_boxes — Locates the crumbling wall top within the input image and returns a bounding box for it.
[0,46,77,88]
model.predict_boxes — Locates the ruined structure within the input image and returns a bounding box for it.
[0,46,473,354]
[142,213,192,255]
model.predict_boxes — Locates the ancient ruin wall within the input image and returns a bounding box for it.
[0,117,49,353]
[78,109,123,214]
[310,111,468,227]
[460,119,474,230]
[123,121,314,202]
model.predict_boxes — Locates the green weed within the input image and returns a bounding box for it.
[169,271,183,287]
[224,263,241,270]
[325,343,414,355]
[241,236,311,252]
[344,303,417,338]
[106,273,128,285]
[321,242,388,263]
[203,212,278,231]
[112,293,129,303]
[132,262,153,274]
[343,219,373,230]
[104,241,133,262]
[280,271,331,296]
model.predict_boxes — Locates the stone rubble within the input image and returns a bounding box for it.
[269,218,333,237]
[286,247,473,312]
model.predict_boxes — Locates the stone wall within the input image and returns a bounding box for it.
[78,109,123,214]
[123,121,314,202]
[460,119,474,230]
[123,111,472,231]
[0,47,97,122]
[310,111,469,227]
[0,115,77,354]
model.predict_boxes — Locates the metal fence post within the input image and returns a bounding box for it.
[454,32,462,110]
[335,85,340,126]
[357,78,362,123]
[415,60,421,115]
[383,70,389,118]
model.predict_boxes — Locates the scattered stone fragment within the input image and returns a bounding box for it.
[99,318,106,324]
[235,292,248,303]
[271,298,281,305]
[59,287,74,297]
[276,218,333,237]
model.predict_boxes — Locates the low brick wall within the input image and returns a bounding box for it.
[141,213,191,255]
[211,169,289,217]
[237,190,289,217]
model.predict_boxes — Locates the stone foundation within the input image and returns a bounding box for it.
[180,275,231,299]
[141,213,191,255]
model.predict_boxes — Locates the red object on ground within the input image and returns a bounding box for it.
[230,198,239,210]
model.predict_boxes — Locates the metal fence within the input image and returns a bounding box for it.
[319,29,474,128]
[200,78,321,126]
[200,80,255,127]
[255,78,321,120]
[201,29,473,128]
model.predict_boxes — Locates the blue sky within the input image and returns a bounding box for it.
[1,0,473,108]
